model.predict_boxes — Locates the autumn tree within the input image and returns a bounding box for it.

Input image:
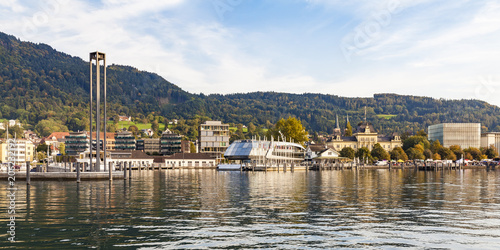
[190,141,196,153]
[356,147,372,162]
[464,147,483,161]
[406,147,424,160]
[390,147,408,161]
[403,136,430,151]
[371,143,390,161]
[340,147,355,159]
[430,140,443,153]
[345,121,353,136]
[481,145,498,159]
[268,117,308,145]
[59,143,66,155]
[438,147,456,160]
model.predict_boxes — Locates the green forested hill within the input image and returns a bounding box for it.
[1,31,499,137]
[198,92,500,135]
[0,32,192,135]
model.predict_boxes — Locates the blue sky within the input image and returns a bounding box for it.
[1,0,500,106]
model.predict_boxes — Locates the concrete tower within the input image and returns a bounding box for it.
[89,52,107,172]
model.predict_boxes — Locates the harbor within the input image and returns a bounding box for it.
[2,168,499,249]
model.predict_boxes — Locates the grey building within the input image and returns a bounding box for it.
[160,129,182,155]
[136,138,161,154]
[115,130,136,150]
[65,132,88,156]
[428,123,480,149]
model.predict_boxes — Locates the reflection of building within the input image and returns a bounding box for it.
[199,121,229,158]
[481,132,500,155]
[160,129,182,155]
[115,130,136,150]
[428,123,480,149]
[326,122,402,151]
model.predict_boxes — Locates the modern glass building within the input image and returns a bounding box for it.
[428,123,480,149]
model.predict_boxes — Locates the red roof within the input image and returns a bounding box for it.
[43,132,70,141]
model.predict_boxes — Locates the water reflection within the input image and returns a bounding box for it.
[0,169,499,248]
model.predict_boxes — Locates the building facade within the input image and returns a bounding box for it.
[428,123,480,149]
[160,130,182,155]
[65,132,89,156]
[164,153,217,168]
[326,122,402,151]
[0,139,35,164]
[481,132,500,155]
[199,121,230,159]
[115,130,136,150]
[136,138,161,154]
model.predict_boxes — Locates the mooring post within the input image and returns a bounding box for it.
[129,162,132,179]
[124,162,128,180]
[76,162,81,183]
[109,161,112,181]
[26,161,30,185]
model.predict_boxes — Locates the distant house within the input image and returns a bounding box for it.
[9,120,20,127]
[41,132,71,148]
[313,147,347,164]
[118,116,132,122]
[168,119,178,125]
[305,144,328,161]
[140,129,154,137]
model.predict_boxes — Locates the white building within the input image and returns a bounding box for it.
[0,139,35,165]
[164,153,216,168]
[481,132,500,155]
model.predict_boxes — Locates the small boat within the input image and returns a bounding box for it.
[217,164,242,171]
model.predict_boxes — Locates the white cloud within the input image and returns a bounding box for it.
[1,0,500,107]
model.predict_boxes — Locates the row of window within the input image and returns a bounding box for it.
[333,144,394,149]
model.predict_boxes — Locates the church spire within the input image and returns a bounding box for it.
[336,114,339,129]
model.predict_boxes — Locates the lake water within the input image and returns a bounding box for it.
[2,169,500,249]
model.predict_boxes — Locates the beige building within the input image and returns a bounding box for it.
[326,122,402,151]
[199,121,229,159]
[0,139,35,164]
[428,123,480,149]
[481,132,500,155]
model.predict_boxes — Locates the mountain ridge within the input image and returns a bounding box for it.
[1,31,499,136]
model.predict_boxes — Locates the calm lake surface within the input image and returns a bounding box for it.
[2,169,500,249]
